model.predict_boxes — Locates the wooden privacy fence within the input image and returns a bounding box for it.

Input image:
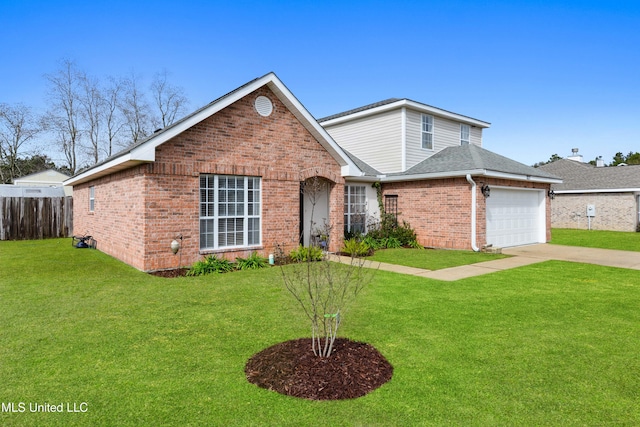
[0,197,73,240]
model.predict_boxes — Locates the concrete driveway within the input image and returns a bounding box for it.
[337,244,640,282]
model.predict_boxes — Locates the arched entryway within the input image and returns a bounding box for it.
[300,176,332,247]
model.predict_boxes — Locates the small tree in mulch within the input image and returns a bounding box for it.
[245,176,392,400]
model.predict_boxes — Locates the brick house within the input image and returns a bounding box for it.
[320,100,561,250]
[67,73,561,272]
[66,73,361,271]
[539,157,640,231]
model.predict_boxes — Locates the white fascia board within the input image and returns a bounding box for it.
[381,169,487,183]
[482,170,563,183]
[380,169,562,184]
[321,99,491,129]
[267,77,363,177]
[555,188,640,194]
[64,154,145,186]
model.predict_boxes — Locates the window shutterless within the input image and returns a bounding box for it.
[199,175,261,250]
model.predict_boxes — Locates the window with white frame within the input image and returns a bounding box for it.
[199,175,261,250]
[421,114,434,150]
[89,186,95,212]
[344,185,367,235]
[460,124,470,145]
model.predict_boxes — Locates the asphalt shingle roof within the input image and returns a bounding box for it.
[387,144,559,180]
[539,159,640,191]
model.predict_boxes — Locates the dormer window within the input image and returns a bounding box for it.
[460,124,470,145]
[421,114,434,150]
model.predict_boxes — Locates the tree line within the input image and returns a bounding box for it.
[533,151,640,167]
[0,59,189,183]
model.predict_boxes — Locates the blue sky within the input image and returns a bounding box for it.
[2,0,639,166]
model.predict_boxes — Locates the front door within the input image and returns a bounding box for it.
[300,177,330,246]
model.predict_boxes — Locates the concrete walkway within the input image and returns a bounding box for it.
[335,244,640,282]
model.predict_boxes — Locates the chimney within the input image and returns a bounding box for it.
[567,148,583,162]
[596,156,605,167]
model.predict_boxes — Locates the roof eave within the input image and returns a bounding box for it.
[555,188,640,194]
[381,169,562,184]
[320,99,491,128]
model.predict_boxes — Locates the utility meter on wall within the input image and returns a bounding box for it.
[586,204,596,217]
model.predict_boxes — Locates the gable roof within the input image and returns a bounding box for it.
[66,73,363,186]
[318,98,491,129]
[539,159,640,192]
[13,169,69,184]
[382,144,561,183]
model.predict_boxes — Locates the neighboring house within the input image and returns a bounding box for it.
[13,169,72,196]
[539,157,640,231]
[320,100,561,250]
[65,73,561,272]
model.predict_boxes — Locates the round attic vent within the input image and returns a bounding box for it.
[254,96,273,117]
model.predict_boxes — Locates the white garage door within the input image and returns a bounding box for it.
[486,188,545,248]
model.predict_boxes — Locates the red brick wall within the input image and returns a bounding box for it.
[73,168,148,268]
[382,177,551,250]
[73,86,345,271]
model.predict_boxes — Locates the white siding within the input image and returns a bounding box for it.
[405,109,484,170]
[324,110,403,173]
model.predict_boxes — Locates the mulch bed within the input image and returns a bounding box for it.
[148,268,189,278]
[245,337,393,400]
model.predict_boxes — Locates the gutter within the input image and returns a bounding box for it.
[465,174,480,252]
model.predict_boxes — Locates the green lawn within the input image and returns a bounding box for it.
[551,228,640,251]
[1,239,639,426]
[367,247,507,270]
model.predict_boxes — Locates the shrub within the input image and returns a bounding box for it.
[290,245,324,262]
[342,238,371,257]
[235,252,269,270]
[186,255,235,276]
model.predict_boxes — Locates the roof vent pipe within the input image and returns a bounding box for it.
[466,174,480,252]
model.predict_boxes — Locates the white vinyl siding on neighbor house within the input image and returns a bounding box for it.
[199,175,261,250]
[323,109,403,173]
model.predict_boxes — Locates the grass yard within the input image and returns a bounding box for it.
[1,239,639,426]
[367,247,507,270]
[551,228,640,251]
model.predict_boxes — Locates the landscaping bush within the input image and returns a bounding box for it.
[289,244,324,262]
[186,255,235,276]
[342,238,372,257]
[236,252,269,270]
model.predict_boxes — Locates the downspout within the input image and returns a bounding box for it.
[466,174,480,252]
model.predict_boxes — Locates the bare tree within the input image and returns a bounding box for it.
[119,72,153,143]
[150,70,188,129]
[279,176,375,357]
[0,103,42,183]
[102,77,126,157]
[79,71,103,164]
[44,59,83,175]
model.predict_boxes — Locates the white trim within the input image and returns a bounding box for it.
[320,99,491,129]
[554,188,640,194]
[380,169,562,184]
[421,113,434,151]
[460,123,470,145]
[401,107,407,171]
